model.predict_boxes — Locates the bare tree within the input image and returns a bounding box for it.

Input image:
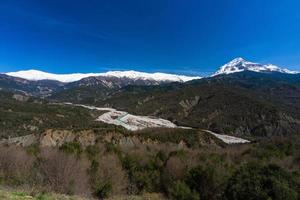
[39,148,90,195]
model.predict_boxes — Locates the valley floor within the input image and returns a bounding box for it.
[66,103,250,144]
[65,103,177,131]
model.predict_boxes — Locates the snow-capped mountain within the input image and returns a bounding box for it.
[213,57,299,76]
[4,58,298,84]
[5,69,201,83]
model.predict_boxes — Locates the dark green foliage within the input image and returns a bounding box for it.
[59,142,82,155]
[137,128,200,147]
[121,152,166,194]
[225,163,300,200]
[94,182,112,199]
[90,160,99,174]
[245,136,300,161]
[105,142,122,157]
[0,90,116,139]
[88,159,100,196]
[156,150,168,163]
[0,101,86,138]
[66,180,75,195]
[185,163,232,200]
[85,145,100,161]
[25,144,40,157]
[50,85,111,105]
[168,181,200,200]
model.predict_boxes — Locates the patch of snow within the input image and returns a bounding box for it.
[5,69,201,83]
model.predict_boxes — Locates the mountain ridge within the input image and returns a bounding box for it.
[1,63,300,137]
[4,58,299,84]
[5,69,201,83]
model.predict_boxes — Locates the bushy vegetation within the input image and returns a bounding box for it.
[0,89,300,199]
[0,91,117,139]
[225,163,300,200]
[59,142,83,155]
[136,128,200,147]
[168,181,199,200]
[1,134,300,199]
[121,151,166,194]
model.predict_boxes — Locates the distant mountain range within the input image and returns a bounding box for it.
[6,69,201,83]
[1,57,298,98]
[1,57,300,137]
[4,58,299,83]
[1,57,299,99]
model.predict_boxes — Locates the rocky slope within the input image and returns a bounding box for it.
[0,128,226,149]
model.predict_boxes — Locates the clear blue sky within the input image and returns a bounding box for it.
[0,0,300,75]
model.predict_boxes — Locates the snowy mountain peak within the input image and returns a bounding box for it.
[213,58,299,76]
[228,57,247,63]
[5,69,201,83]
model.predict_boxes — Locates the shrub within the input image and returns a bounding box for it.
[161,155,187,192]
[0,146,34,186]
[39,148,90,195]
[121,151,166,194]
[137,128,199,147]
[94,182,112,199]
[168,181,199,200]
[25,143,40,157]
[185,163,231,200]
[85,145,100,160]
[105,142,122,157]
[90,154,128,197]
[59,142,82,155]
[225,163,300,200]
